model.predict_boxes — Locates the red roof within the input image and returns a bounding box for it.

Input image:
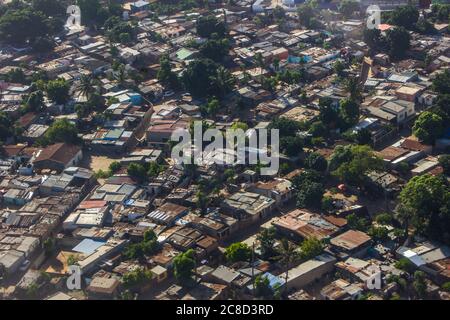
[0,144,26,157]
[78,200,108,209]
[34,143,81,165]
[400,138,430,152]
[378,24,393,31]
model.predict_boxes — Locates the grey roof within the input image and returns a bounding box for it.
[211,265,240,284]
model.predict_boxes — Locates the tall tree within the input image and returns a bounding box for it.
[76,74,98,100]
[46,78,70,105]
[412,111,444,145]
[396,174,450,244]
[274,239,299,294]
[196,15,226,38]
[389,5,419,30]
[210,66,235,98]
[386,27,411,60]
[257,227,277,260]
[173,249,196,285]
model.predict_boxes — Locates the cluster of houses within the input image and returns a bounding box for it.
[0,0,449,300]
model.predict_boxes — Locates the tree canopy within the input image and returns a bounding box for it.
[40,119,80,146]
[412,111,445,145]
[389,5,419,30]
[397,174,450,244]
[225,242,252,263]
[338,0,360,19]
[173,249,196,285]
[45,78,71,105]
[300,237,324,260]
[182,59,234,98]
[330,145,383,185]
[386,27,411,60]
[196,15,226,38]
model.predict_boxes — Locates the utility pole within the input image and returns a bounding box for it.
[251,242,255,297]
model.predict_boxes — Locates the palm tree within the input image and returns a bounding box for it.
[344,76,362,102]
[76,74,97,100]
[115,64,128,86]
[254,52,265,75]
[274,238,299,295]
[211,66,235,98]
[272,57,280,72]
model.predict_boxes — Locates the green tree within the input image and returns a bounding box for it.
[346,213,370,232]
[394,258,416,274]
[31,0,65,16]
[368,226,390,241]
[389,5,419,30]
[321,196,334,212]
[413,271,427,298]
[280,136,303,157]
[343,77,362,103]
[109,161,121,173]
[375,212,393,225]
[296,181,324,209]
[333,60,346,77]
[306,152,328,172]
[354,128,372,145]
[432,69,450,94]
[331,145,383,185]
[182,59,227,97]
[297,3,317,28]
[200,38,230,62]
[309,121,327,138]
[433,94,450,122]
[338,0,360,19]
[26,90,44,112]
[32,36,55,53]
[431,4,450,21]
[173,249,196,285]
[146,161,163,178]
[396,174,450,244]
[300,237,323,260]
[225,242,252,263]
[339,98,360,128]
[196,15,226,38]
[127,163,147,183]
[77,0,103,26]
[157,55,179,89]
[438,154,450,175]
[0,112,16,143]
[210,66,235,98]
[268,117,304,137]
[195,190,209,215]
[416,18,437,35]
[0,8,49,45]
[76,74,98,100]
[441,282,450,292]
[122,267,153,289]
[363,28,383,52]
[412,111,444,145]
[41,119,80,145]
[257,227,277,260]
[254,274,280,299]
[46,78,70,105]
[254,274,272,299]
[67,255,79,266]
[386,27,411,60]
[274,239,299,294]
[273,6,286,22]
[43,238,55,256]
[6,68,27,84]
[319,97,339,128]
